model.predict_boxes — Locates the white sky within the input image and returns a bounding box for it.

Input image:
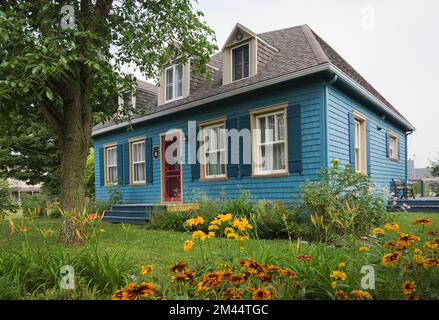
[139,0,439,168]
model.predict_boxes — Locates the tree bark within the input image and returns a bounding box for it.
[57,80,92,246]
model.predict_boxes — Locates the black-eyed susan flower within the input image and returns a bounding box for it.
[192,230,207,240]
[140,265,153,276]
[382,252,401,266]
[112,289,123,300]
[384,223,400,232]
[351,289,372,300]
[232,218,253,231]
[372,228,385,236]
[252,288,272,300]
[330,270,347,281]
[187,216,204,227]
[296,254,312,262]
[402,280,416,295]
[338,262,346,268]
[358,246,369,252]
[413,218,432,226]
[170,261,188,273]
[183,239,194,251]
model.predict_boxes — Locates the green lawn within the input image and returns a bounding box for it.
[1,211,437,285]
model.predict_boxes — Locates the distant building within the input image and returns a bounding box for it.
[7,178,42,203]
[408,158,415,180]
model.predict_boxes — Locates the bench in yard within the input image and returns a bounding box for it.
[392,178,409,200]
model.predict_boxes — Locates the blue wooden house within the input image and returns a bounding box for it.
[92,24,414,221]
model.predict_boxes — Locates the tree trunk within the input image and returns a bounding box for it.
[57,82,92,246]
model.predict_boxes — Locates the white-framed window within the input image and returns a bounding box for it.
[354,115,367,174]
[254,109,287,175]
[131,140,146,183]
[105,145,118,184]
[201,123,227,179]
[389,134,398,160]
[231,42,250,81]
[165,64,183,102]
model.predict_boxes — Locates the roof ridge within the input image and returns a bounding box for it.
[300,25,329,64]
[257,24,303,37]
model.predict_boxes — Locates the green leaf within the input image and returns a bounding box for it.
[45,87,54,101]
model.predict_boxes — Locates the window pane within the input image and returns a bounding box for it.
[267,115,275,142]
[232,44,249,81]
[175,65,183,98]
[166,84,173,101]
[108,148,116,166]
[277,114,285,140]
[175,65,183,81]
[166,68,173,85]
[259,117,266,143]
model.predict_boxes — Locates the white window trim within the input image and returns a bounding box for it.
[353,113,367,174]
[201,122,227,179]
[231,42,250,82]
[131,140,146,184]
[105,145,118,185]
[254,109,288,175]
[389,133,398,160]
[164,64,184,103]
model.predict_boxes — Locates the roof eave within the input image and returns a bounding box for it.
[92,63,414,136]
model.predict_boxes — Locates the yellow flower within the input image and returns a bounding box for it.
[413,248,422,255]
[372,228,385,236]
[217,213,233,222]
[423,257,439,268]
[423,241,438,250]
[382,252,401,267]
[238,235,249,242]
[331,281,337,289]
[183,240,194,251]
[413,255,425,265]
[330,270,347,281]
[338,262,346,268]
[224,227,235,235]
[384,223,400,232]
[413,218,432,225]
[351,290,372,300]
[140,265,153,276]
[232,218,253,231]
[192,230,207,240]
[226,232,239,240]
[207,232,215,239]
[252,288,272,300]
[99,228,106,233]
[296,255,312,262]
[358,246,369,252]
[208,224,219,231]
[402,280,416,295]
[187,216,204,227]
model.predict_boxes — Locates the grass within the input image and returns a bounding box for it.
[1,211,437,286]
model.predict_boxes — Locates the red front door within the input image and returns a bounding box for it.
[161,133,182,202]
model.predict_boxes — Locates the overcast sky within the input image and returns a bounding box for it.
[140,0,439,167]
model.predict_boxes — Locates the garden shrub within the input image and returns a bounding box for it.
[147,208,189,232]
[300,160,389,244]
[0,179,17,216]
[21,193,46,216]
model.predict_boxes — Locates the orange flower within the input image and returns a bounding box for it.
[170,261,188,273]
[296,255,312,262]
[358,246,369,252]
[382,252,401,267]
[351,290,372,300]
[402,280,416,295]
[252,288,272,300]
[384,223,400,232]
[140,265,153,276]
[413,218,432,225]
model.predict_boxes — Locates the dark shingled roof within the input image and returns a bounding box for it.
[93,24,411,133]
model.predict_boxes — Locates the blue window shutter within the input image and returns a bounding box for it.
[145,137,153,184]
[117,144,123,185]
[385,131,389,158]
[238,115,252,177]
[226,117,239,178]
[191,126,200,181]
[99,147,105,187]
[123,143,130,185]
[348,111,356,167]
[287,104,302,174]
[366,122,371,176]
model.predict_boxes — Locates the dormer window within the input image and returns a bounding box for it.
[118,90,136,117]
[232,43,250,81]
[165,64,184,102]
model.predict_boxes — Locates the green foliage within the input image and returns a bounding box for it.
[108,185,123,205]
[21,193,46,216]
[301,161,388,244]
[147,208,189,232]
[85,148,95,199]
[0,112,60,196]
[430,154,439,177]
[0,179,17,215]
